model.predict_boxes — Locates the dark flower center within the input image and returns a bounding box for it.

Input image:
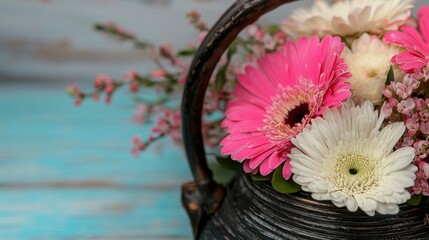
[285,103,309,127]
[349,168,358,175]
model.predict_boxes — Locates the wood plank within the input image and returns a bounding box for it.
[0,84,193,239]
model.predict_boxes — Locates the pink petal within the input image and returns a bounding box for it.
[232,142,272,160]
[268,151,286,169]
[226,105,265,121]
[248,147,274,169]
[384,23,429,73]
[225,120,263,133]
[418,6,429,44]
[237,67,275,102]
[220,34,351,177]
[243,160,254,173]
[257,52,288,87]
[282,159,293,180]
[259,158,275,176]
[233,85,271,106]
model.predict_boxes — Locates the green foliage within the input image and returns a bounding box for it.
[271,167,301,194]
[385,65,395,86]
[407,194,423,206]
[264,24,280,35]
[208,157,240,184]
[250,174,272,181]
[215,65,228,91]
[216,156,242,171]
[215,41,238,91]
[177,48,197,56]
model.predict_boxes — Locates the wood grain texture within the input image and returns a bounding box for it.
[0,84,193,239]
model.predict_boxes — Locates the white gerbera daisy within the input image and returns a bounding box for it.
[289,101,417,216]
[343,33,403,104]
[282,0,413,38]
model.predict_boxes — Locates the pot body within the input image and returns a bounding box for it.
[200,173,429,240]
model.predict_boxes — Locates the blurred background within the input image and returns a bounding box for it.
[0,0,425,239]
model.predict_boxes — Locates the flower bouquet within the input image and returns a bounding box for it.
[68,0,429,238]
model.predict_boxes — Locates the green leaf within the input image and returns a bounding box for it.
[226,41,238,60]
[208,160,237,185]
[214,65,228,91]
[134,40,151,49]
[407,194,423,206]
[250,174,272,181]
[94,23,104,31]
[216,156,241,171]
[214,43,237,91]
[385,65,395,86]
[264,24,280,35]
[271,167,301,194]
[177,48,197,56]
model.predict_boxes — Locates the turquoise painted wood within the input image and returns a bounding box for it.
[0,83,193,239]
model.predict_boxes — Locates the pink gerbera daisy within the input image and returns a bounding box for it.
[384,6,429,73]
[220,35,351,180]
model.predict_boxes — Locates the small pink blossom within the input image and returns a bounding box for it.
[420,122,429,135]
[104,84,115,94]
[178,63,190,84]
[159,44,177,65]
[122,70,138,83]
[92,93,100,101]
[129,82,138,93]
[383,72,429,196]
[73,98,81,106]
[186,10,200,21]
[406,118,419,136]
[105,96,112,104]
[134,104,149,124]
[66,83,81,96]
[150,69,167,79]
[273,31,287,43]
[402,137,414,147]
[397,98,416,115]
[246,24,259,38]
[94,74,113,88]
[131,135,146,157]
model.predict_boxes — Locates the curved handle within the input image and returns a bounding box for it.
[181,0,297,237]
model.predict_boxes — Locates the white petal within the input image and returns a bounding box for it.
[383,147,415,172]
[289,100,418,216]
[345,197,358,212]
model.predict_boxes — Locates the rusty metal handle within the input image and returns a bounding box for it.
[180,0,296,238]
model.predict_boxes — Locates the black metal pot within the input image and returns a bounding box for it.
[200,173,429,239]
[180,0,429,239]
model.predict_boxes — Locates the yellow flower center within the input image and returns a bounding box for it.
[331,153,380,195]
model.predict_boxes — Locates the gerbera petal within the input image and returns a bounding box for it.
[243,160,254,173]
[232,142,272,161]
[226,108,265,122]
[220,35,351,179]
[384,7,429,73]
[345,197,358,212]
[383,147,416,172]
[282,0,412,38]
[282,159,293,180]
[249,148,274,169]
[290,100,417,216]
[418,6,429,43]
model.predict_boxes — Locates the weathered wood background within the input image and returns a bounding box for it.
[0,84,193,239]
